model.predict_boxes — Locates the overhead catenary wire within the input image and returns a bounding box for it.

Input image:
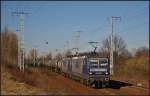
[127,40,148,45]
[83,6,148,52]
[9,2,148,57]
[88,23,108,34]
[116,21,148,34]
[115,7,148,34]
[67,9,147,55]
[121,7,147,20]
[30,2,47,16]
[87,6,147,36]
[126,40,149,50]
[117,10,147,32]
[78,7,148,53]
[16,2,47,24]
[15,2,48,55]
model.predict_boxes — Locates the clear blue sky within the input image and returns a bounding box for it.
[1,1,149,55]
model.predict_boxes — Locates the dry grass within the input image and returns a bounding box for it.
[123,56,149,78]
[1,67,48,95]
[1,64,69,95]
[113,55,149,88]
[1,63,149,95]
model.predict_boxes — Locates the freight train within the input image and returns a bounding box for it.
[49,52,110,87]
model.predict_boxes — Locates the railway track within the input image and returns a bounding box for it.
[4,65,149,95]
[112,79,149,90]
[102,80,149,95]
[95,83,149,95]
[40,65,149,95]
[49,67,149,95]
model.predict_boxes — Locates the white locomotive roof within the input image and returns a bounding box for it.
[72,56,86,59]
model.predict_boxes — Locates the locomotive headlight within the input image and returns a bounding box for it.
[105,72,108,75]
[89,72,92,75]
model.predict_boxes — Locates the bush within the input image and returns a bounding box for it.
[122,55,149,79]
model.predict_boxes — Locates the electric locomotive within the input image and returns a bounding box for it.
[62,52,110,87]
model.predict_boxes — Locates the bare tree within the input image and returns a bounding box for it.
[120,49,132,59]
[55,53,63,61]
[27,48,38,66]
[44,52,53,66]
[1,27,18,66]
[100,34,126,57]
[99,34,128,74]
[135,46,149,57]
[45,52,52,60]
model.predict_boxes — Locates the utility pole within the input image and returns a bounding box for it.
[42,52,45,65]
[12,11,28,72]
[66,41,69,51]
[73,30,82,55]
[33,48,36,67]
[34,45,39,67]
[64,41,69,56]
[64,41,69,52]
[55,49,58,55]
[33,47,36,67]
[110,16,121,75]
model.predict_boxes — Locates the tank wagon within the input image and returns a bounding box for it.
[51,52,110,87]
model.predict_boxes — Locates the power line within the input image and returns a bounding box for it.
[119,10,147,30]
[88,23,108,34]
[121,7,147,21]
[117,21,148,34]
[84,7,147,44]
[115,7,148,35]
[10,2,46,27]
[85,10,144,45]
[127,40,148,45]
[72,30,82,55]
[127,40,149,49]
[86,6,147,36]
[26,2,47,22]
[32,3,46,15]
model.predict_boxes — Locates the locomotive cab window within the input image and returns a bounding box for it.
[99,58,108,66]
[90,64,98,68]
[90,59,99,68]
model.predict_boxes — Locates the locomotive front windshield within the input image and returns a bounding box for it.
[99,59,107,64]
[99,58,108,66]
[90,58,108,68]
[90,60,99,68]
[89,58,109,75]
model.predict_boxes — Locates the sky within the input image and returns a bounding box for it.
[1,1,149,56]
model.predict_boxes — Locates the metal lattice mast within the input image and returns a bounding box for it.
[12,12,28,72]
[110,16,121,75]
[75,30,82,54]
